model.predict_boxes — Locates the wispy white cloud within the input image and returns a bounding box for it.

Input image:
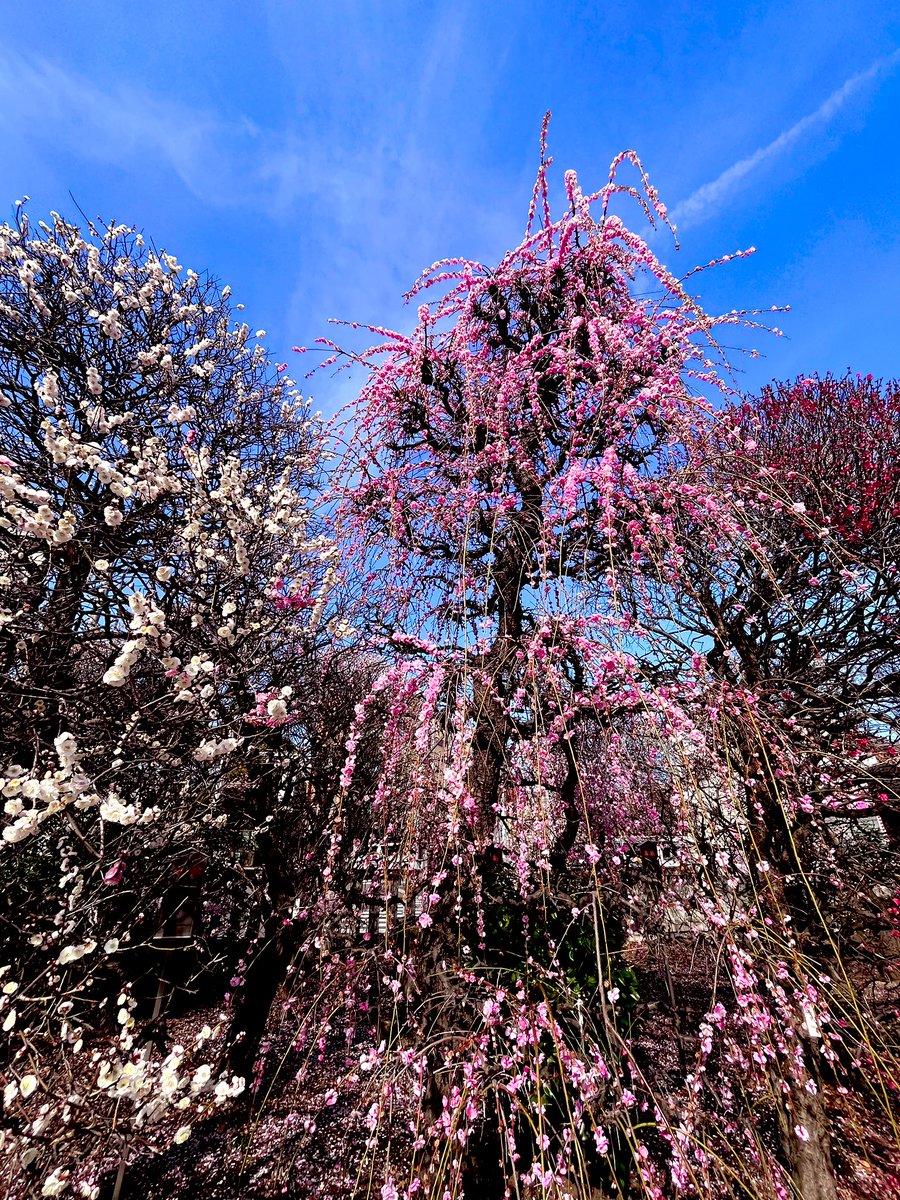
[0,45,449,314]
[670,49,900,230]
[0,46,326,213]
[0,31,520,406]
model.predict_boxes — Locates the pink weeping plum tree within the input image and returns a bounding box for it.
[297,123,900,1199]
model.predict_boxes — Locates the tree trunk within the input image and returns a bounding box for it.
[781,1083,838,1200]
[736,746,840,1200]
[223,761,296,1083]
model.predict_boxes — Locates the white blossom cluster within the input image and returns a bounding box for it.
[2,732,157,844]
[101,591,167,687]
[92,1025,245,1128]
[0,456,79,546]
[1,975,244,1190]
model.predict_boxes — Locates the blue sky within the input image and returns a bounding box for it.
[1,1,898,412]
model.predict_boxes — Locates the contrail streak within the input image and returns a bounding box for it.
[670,49,900,229]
